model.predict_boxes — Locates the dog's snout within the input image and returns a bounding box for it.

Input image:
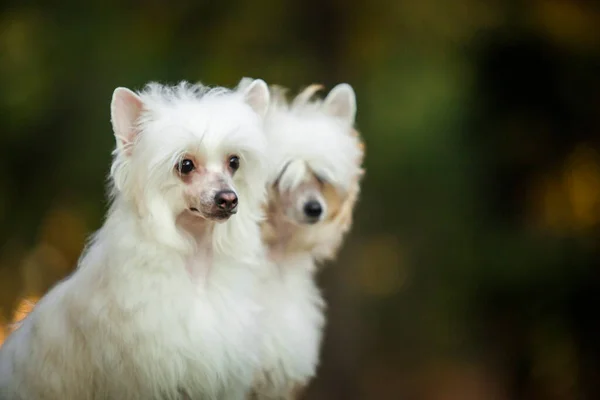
[303,200,322,219]
[215,190,238,212]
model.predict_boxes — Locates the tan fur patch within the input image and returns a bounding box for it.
[260,190,282,249]
[322,182,344,222]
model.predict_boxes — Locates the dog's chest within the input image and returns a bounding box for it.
[259,268,325,387]
[100,259,263,396]
[185,246,212,286]
[184,258,263,356]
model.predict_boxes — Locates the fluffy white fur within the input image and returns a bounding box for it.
[0,80,271,400]
[241,80,364,399]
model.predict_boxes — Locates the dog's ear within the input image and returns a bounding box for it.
[111,87,144,157]
[323,83,356,124]
[242,79,270,118]
[237,77,255,91]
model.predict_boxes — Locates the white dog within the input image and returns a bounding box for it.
[0,79,271,400]
[244,81,365,399]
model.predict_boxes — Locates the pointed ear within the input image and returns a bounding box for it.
[242,79,270,117]
[111,87,144,156]
[237,77,255,91]
[323,83,356,124]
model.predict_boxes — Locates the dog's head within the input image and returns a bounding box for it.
[261,83,365,262]
[109,80,270,253]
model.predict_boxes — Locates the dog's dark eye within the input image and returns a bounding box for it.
[315,174,325,184]
[177,159,195,175]
[229,155,240,172]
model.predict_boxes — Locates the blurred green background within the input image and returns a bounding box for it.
[2,0,600,399]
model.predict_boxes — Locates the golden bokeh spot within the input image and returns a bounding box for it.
[0,316,6,346]
[39,206,88,270]
[11,296,39,326]
[563,145,600,230]
[20,242,69,296]
[354,235,407,297]
[0,296,39,347]
[531,0,600,49]
[0,10,41,67]
[529,173,570,233]
[529,144,600,234]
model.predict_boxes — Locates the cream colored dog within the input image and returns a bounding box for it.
[246,81,365,399]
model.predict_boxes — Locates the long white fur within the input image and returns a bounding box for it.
[244,80,364,399]
[265,85,361,195]
[0,80,271,400]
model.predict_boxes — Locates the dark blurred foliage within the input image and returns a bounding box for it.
[2,0,600,399]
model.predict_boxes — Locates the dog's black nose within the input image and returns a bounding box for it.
[303,200,323,219]
[215,190,238,212]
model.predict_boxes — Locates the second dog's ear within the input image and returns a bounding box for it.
[242,79,270,118]
[111,87,144,156]
[323,83,356,124]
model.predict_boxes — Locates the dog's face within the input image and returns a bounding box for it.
[109,80,269,226]
[175,151,241,222]
[262,83,364,260]
[266,156,360,263]
[272,160,344,226]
